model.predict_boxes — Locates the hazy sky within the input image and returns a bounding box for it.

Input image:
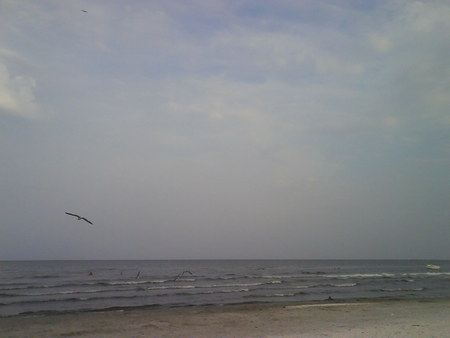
[1,0,449,260]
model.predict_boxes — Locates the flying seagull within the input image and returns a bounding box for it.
[174,270,193,281]
[65,212,93,224]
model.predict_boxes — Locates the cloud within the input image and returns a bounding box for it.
[209,26,365,83]
[369,33,392,53]
[0,50,40,119]
[366,0,450,127]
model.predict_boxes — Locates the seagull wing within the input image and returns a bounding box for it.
[81,217,93,225]
[65,212,80,217]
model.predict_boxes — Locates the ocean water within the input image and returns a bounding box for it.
[0,260,449,317]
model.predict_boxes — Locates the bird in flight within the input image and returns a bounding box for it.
[81,10,88,13]
[65,212,93,224]
[174,270,193,281]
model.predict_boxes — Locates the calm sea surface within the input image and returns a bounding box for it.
[1,260,449,317]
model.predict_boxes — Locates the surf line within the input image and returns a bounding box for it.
[285,303,371,309]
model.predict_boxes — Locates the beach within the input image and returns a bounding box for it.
[1,297,448,337]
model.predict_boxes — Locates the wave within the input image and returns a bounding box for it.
[260,275,286,279]
[206,271,449,282]
[0,293,148,306]
[266,280,282,284]
[175,288,250,296]
[205,275,251,281]
[31,275,60,279]
[106,280,170,285]
[330,283,358,287]
[376,287,425,292]
[0,281,357,298]
[324,273,396,279]
[144,285,195,291]
[0,283,29,289]
[323,272,450,279]
[1,286,252,307]
[12,303,164,318]
[144,282,266,291]
[4,271,443,293]
[293,283,358,289]
[196,282,264,288]
[0,279,174,291]
[244,291,306,298]
[404,272,450,277]
[1,289,107,297]
[3,283,254,297]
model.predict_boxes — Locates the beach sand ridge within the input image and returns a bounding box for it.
[1,298,448,337]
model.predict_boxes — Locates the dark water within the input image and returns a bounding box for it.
[1,260,449,317]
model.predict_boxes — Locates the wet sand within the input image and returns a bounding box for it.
[1,297,448,337]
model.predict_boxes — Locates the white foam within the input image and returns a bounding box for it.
[286,303,371,309]
[331,283,358,287]
[380,287,424,292]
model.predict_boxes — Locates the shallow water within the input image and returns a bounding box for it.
[1,260,449,317]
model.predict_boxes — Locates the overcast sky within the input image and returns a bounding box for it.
[1,0,449,260]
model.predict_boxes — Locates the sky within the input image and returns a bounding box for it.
[1,0,449,260]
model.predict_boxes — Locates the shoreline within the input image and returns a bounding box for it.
[1,295,442,319]
[1,297,449,337]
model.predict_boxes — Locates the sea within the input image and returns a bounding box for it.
[1,260,449,317]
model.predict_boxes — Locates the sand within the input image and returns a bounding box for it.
[1,298,448,337]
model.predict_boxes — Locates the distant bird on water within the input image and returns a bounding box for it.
[65,212,93,224]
